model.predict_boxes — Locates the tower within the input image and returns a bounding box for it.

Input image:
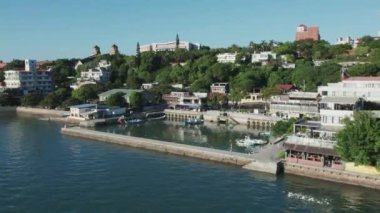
[25,59,37,72]
[92,45,101,56]
[110,44,119,55]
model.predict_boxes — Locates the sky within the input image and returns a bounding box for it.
[0,0,379,62]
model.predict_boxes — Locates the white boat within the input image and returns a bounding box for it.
[146,112,166,120]
[236,136,267,147]
[185,118,204,125]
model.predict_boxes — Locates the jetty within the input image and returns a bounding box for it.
[61,127,283,175]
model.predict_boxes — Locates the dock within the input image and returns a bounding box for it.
[61,127,283,175]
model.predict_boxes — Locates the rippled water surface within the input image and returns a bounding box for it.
[1,113,379,212]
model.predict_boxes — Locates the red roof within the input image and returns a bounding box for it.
[344,77,380,81]
[276,84,296,91]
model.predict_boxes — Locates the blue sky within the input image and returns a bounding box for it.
[0,0,379,61]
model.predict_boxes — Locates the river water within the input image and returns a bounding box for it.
[1,113,379,212]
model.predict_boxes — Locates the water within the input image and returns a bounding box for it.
[1,113,379,212]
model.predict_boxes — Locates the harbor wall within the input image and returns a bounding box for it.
[61,127,281,174]
[285,163,380,190]
[16,107,68,117]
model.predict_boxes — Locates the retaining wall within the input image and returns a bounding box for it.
[61,127,281,174]
[16,107,68,117]
[285,162,380,190]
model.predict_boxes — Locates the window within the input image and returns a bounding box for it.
[322,91,327,96]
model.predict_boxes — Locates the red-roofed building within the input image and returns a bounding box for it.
[3,59,53,95]
[0,63,7,69]
[296,24,320,41]
[276,84,298,93]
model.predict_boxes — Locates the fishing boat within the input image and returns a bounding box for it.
[185,118,204,125]
[146,112,166,120]
[236,136,267,147]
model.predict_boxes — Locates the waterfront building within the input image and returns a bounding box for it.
[3,59,53,95]
[295,24,320,41]
[251,51,277,64]
[162,92,207,110]
[210,83,229,95]
[140,41,200,53]
[69,104,126,120]
[240,92,265,105]
[216,53,237,63]
[269,92,320,118]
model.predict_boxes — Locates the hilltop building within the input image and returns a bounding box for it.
[251,51,277,64]
[216,53,237,63]
[139,35,200,53]
[295,24,320,41]
[92,45,101,56]
[2,59,53,95]
[110,44,119,55]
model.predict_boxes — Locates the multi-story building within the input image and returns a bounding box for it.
[162,92,207,110]
[295,24,320,41]
[336,36,354,45]
[216,53,237,63]
[140,41,200,53]
[318,76,380,102]
[269,92,320,118]
[79,67,111,82]
[3,59,53,94]
[210,82,229,95]
[251,51,277,64]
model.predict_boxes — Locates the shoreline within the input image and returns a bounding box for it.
[61,127,283,175]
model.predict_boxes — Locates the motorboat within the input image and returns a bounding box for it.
[236,136,267,147]
[127,118,145,124]
[146,112,166,120]
[185,118,204,125]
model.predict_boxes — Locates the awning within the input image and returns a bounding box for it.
[284,143,338,156]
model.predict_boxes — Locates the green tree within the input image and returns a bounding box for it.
[105,92,126,107]
[72,84,103,102]
[128,91,144,109]
[370,48,380,64]
[336,112,380,170]
[20,93,43,107]
[136,42,141,67]
[272,118,296,137]
[40,93,59,109]
[61,97,82,109]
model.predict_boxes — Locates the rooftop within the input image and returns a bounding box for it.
[343,76,380,81]
[320,96,360,104]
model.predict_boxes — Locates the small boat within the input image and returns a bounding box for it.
[146,112,166,120]
[185,118,204,125]
[127,118,145,124]
[258,131,271,137]
[236,136,267,147]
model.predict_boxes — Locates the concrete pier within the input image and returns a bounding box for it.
[61,127,282,174]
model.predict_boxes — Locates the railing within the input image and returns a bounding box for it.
[286,135,336,148]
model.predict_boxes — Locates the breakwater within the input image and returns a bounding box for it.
[61,127,282,174]
[285,163,380,190]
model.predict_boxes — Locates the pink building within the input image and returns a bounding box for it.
[296,24,320,41]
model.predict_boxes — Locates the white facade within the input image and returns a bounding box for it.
[251,51,277,64]
[210,83,229,94]
[319,97,361,127]
[79,67,110,82]
[140,41,200,52]
[69,104,126,120]
[216,53,237,63]
[318,77,380,102]
[141,82,159,90]
[269,92,320,118]
[336,36,354,45]
[3,59,53,94]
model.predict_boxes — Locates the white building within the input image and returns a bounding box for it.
[140,41,200,52]
[216,53,237,63]
[162,92,207,110]
[270,92,320,118]
[318,76,380,103]
[210,83,229,94]
[141,82,159,90]
[79,67,110,82]
[336,36,354,45]
[3,59,53,94]
[69,104,126,120]
[251,51,277,64]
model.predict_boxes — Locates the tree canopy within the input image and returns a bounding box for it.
[336,112,380,170]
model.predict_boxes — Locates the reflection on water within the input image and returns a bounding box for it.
[94,120,271,153]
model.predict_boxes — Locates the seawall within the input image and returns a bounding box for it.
[16,107,68,117]
[61,127,281,174]
[0,106,17,113]
[285,163,380,190]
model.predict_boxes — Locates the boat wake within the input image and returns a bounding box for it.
[286,192,330,205]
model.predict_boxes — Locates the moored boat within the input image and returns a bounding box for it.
[146,112,166,120]
[236,136,267,147]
